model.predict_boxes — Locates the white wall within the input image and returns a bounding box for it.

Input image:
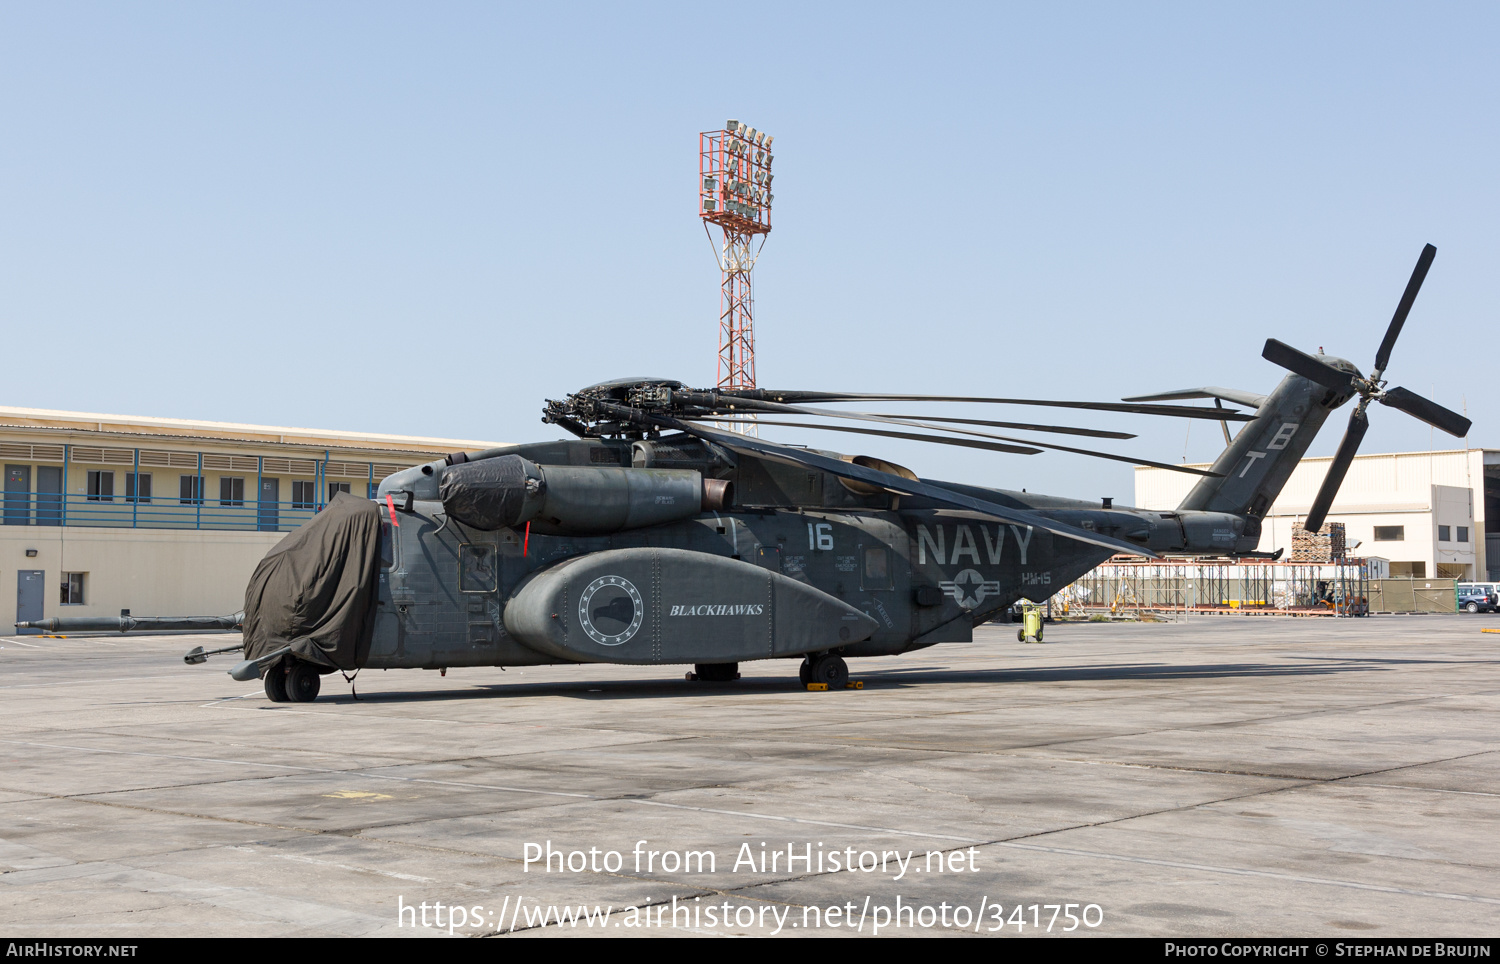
[1135,449,1488,578]
[3,526,285,628]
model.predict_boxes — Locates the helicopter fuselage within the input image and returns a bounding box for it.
[367,442,1266,672]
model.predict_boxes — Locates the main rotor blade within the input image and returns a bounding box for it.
[645,413,1159,558]
[1304,408,1369,533]
[857,413,1134,440]
[719,390,1256,421]
[691,395,1219,476]
[1374,243,1436,374]
[1122,386,1269,410]
[1261,339,1357,393]
[688,394,1133,438]
[707,418,1044,455]
[1380,386,1471,438]
[723,417,1221,478]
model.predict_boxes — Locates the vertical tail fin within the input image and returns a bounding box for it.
[1176,371,1354,523]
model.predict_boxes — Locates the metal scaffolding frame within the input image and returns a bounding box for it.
[1057,557,1374,619]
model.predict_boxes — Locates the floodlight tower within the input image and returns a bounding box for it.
[700,120,774,409]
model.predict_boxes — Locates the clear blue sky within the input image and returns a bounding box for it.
[3,3,1495,501]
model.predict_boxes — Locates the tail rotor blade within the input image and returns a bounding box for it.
[1379,386,1471,437]
[1373,243,1436,374]
[1262,339,1357,392]
[1304,409,1369,533]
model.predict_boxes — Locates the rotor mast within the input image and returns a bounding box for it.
[700,120,774,431]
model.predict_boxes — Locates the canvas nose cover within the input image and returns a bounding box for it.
[240,493,383,669]
[503,546,879,664]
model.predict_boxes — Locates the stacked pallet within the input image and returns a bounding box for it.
[1291,521,1346,562]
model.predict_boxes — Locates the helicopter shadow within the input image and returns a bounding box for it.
[847,658,1399,687]
[304,657,1399,704]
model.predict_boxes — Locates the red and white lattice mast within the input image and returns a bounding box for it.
[700,120,774,428]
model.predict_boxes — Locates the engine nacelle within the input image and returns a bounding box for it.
[439,454,728,535]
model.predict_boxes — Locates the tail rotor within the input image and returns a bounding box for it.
[1263,244,1470,532]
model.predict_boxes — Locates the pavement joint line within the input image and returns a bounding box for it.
[0,739,385,775]
[4,734,1488,810]
[0,858,398,934]
[0,738,986,842]
[199,691,263,707]
[739,691,1481,752]
[1009,747,1494,783]
[617,797,982,843]
[1352,782,1500,798]
[133,752,1458,853]
[221,844,438,883]
[974,747,1500,878]
[0,784,524,839]
[194,692,930,722]
[197,702,718,733]
[989,840,1500,906]
[29,731,476,767]
[0,674,187,690]
[1008,748,1498,818]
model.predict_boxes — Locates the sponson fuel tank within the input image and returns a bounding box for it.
[438,454,731,535]
[504,547,879,664]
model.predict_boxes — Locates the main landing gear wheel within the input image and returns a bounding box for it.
[263,664,288,703]
[285,661,322,702]
[810,654,848,689]
[798,658,815,685]
[693,662,739,682]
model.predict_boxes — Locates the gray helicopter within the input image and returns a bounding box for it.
[19,246,1469,702]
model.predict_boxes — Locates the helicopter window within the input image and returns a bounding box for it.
[380,520,395,569]
[862,546,893,591]
[460,543,497,593]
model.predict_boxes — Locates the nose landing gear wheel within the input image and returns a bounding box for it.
[263,664,288,703]
[285,661,322,702]
[810,654,848,689]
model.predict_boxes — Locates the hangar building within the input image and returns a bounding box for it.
[1,406,501,631]
[1135,448,1499,580]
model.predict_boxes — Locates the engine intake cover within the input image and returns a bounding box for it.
[504,547,878,664]
[440,455,704,534]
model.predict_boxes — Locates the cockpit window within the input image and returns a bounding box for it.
[380,520,395,569]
